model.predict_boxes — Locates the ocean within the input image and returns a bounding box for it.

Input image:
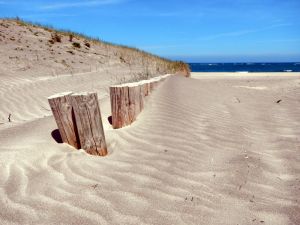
[189,62,300,72]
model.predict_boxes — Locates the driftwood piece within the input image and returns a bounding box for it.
[71,92,107,156]
[48,92,80,149]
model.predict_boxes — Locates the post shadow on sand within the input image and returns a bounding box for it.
[51,116,112,144]
[108,115,112,125]
[50,110,81,147]
[51,129,63,144]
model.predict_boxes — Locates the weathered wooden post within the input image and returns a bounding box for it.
[71,92,107,156]
[110,84,143,129]
[110,85,130,129]
[141,81,151,97]
[48,92,80,149]
[128,85,142,123]
[48,92,107,156]
[140,82,148,110]
[149,80,159,91]
[110,75,171,129]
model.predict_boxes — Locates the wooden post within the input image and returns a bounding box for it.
[140,82,148,110]
[110,84,143,129]
[71,92,107,156]
[110,74,171,129]
[149,81,159,91]
[141,82,150,97]
[48,92,80,149]
[128,85,142,123]
[110,86,130,129]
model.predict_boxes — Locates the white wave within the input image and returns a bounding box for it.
[236,71,249,73]
[234,85,268,90]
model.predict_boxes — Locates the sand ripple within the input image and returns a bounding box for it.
[0,75,299,224]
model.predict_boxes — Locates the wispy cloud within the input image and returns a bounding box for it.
[130,8,204,18]
[141,23,294,51]
[22,13,77,19]
[257,38,300,44]
[154,12,183,17]
[39,0,124,10]
[141,43,195,50]
[198,23,292,41]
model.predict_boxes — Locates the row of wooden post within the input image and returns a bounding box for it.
[48,74,170,156]
[110,74,170,129]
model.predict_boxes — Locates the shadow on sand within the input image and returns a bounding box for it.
[51,129,63,144]
[108,116,112,125]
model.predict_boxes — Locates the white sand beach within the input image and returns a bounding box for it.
[0,72,299,225]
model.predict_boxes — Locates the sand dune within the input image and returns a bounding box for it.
[0,19,189,79]
[0,73,300,225]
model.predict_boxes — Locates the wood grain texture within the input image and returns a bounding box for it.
[71,92,107,156]
[110,85,140,129]
[128,85,142,123]
[48,92,80,149]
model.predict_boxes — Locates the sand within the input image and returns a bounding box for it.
[0,72,299,225]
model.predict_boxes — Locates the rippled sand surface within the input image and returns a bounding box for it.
[0,73,299,225]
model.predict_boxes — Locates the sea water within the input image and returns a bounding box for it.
[189,63,300,72]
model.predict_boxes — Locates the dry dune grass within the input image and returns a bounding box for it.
[0,18,190,79]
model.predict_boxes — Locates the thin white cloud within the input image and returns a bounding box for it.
[155,12,183,17]
[0,0,23,5]
[40,0,124,10]
[141,23,294,51]
[22,13,77,19]
[142,44,193,50]
[257,38,300,44]
[198,23,292,41]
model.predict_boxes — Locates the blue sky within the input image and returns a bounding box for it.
[1,0,300,62]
